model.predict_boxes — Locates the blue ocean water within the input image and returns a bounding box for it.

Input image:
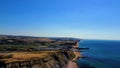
[78,40,120,68]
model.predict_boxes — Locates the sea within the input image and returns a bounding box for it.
[77,40,120,68]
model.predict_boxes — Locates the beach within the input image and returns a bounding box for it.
[67,51,82,68]
[67,61,78,68]
[67,42,81,68]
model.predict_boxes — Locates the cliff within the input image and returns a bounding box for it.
[0,51,75,68]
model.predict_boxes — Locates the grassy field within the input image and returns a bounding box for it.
[0,50,75,63]
[0,51,57,63]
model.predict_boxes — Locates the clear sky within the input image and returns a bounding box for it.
[0,0,120,40]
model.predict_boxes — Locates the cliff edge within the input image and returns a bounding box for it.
[0,51,75,68]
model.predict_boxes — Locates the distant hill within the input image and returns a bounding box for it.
[49,37,80,41]
[0,35,54,45]
[0,35,80,45]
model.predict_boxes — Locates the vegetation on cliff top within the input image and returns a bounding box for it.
[0,51,75,63]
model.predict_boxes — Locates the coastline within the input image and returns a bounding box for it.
[67,51,82,68]
[67,42,82,68]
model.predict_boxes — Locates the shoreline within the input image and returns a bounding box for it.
[67,52,81,68]
[67,42,82,68]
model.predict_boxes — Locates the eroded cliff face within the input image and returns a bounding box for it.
[0,51,75,68]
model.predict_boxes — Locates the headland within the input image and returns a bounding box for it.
[0,35,82,68]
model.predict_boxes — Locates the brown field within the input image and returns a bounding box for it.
[0,51,57,63]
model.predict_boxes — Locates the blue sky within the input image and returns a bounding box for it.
[0,0,120,40]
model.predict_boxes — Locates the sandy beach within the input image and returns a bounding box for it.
[67,61,78,68]
[67,52,81,68]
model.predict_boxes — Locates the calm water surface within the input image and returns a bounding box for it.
[78,40,120,68]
